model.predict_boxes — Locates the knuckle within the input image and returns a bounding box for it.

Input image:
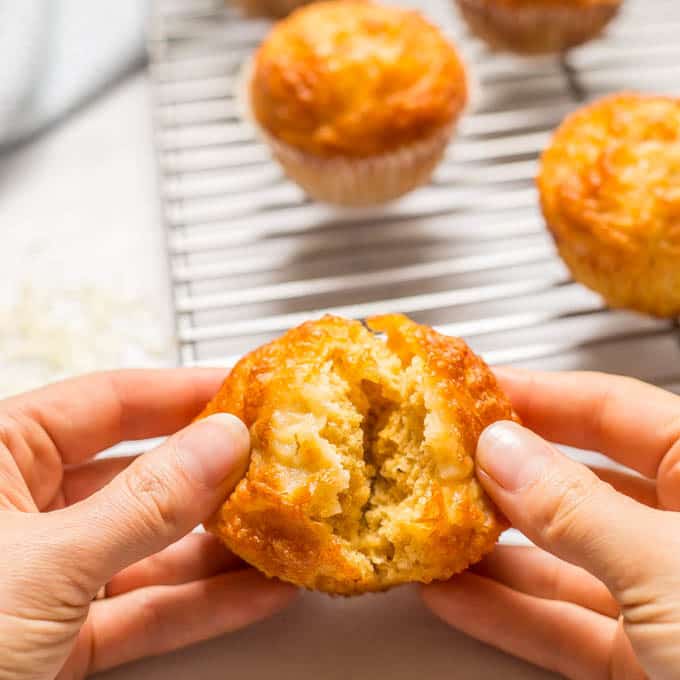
[658,434,680,509]
[588,382,617,450]
[0,417,12,449]
[122,462,179,541]
[136,589,167,641]
[537,473,601,547]
[0,411,30,453]
[541,557,565,602]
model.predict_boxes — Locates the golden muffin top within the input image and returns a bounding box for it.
[249,1,467,157]
[539,93,680,255]
[200,314,514,594]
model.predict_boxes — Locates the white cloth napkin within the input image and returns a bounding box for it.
[0,0,147,148]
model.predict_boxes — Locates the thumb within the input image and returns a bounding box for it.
[476,420,672,598]
[53,413,249,594]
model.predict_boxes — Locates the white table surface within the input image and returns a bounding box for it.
[0,73,174,398]
[0,73,557,680]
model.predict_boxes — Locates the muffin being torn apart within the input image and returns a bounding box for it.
[200,315,516,594]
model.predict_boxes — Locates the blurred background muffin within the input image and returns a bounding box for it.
[455,0,622,54]
[538,93,680,318]
[233,0,316,20]
[248,0,468,206]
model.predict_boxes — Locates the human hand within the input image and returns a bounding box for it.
[0,369,296,680]
[422,369,680,680]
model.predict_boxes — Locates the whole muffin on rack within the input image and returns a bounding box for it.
[248,1,468,206]
[538,93,680,318]
[199,314,515,595]
[455,0,621,55]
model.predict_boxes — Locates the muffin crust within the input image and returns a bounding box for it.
[539,93,680,317]
[250,1,467,157]
[200,315,515,594]
[456,0,620,54]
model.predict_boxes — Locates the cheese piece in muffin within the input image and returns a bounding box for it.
[539,93,680,318]
[249,1,468,205]
[455,0,621,55]
[200,315,515,595]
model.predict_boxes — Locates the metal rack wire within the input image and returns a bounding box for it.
[147,0,680,393]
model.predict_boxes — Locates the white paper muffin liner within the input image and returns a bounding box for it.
[456,0,621,54]
[260,126,454,206]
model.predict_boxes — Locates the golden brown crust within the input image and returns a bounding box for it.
[538,93,680,318]
[250,1,467,157]
[200,315,516,595]
[456,0,620,54]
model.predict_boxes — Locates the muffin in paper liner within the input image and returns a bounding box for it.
[258,123,454,206]
[244,1,468,206]
[232,0,315,20]
[455,0,621,55]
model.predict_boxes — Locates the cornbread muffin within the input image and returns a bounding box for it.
[538,93,680,317]
[200,315,515,595]
[249,1,468,205]
[455,0,621,54]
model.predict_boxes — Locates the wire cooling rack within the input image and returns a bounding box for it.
[147,0,680,393]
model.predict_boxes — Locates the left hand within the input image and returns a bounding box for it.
[0,369,296,680]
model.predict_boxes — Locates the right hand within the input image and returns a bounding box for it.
[423,369,680,680]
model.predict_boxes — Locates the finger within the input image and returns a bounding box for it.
[422,572,617,680]
[494,367,680,480]
[611,617,649,680]
[474,545,619,617]
[589,466,657,508]
[46,413,250,596]
[0,368,228,465]
[83,570,296,674]
[107,533,242,595]
[50,456,137,509]
[476,421,676,599]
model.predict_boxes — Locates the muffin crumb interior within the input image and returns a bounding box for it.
[265,328,449,580]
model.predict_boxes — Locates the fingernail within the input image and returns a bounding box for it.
[477,421,552,492]
[177,413,250,488]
